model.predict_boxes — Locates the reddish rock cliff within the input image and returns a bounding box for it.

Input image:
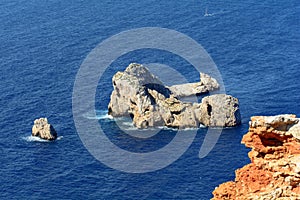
[212,114,300,200]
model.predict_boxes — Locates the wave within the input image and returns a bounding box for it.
[84,110,208,131]
[83,110,113,120]
[122,125,206,132]
[119,121,133,127]
[22,135,63,142]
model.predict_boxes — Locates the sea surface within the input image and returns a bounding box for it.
[1,0,299,199]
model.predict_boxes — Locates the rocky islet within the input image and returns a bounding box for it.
[108,63,241,128]
[32,118,57,141]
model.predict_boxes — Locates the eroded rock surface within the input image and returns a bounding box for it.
[108,63,241,128]
[108,63,168,117]
[200,94,241,127]
[32,118,57,140]
[212,114,300,200]
[167,72,219,97]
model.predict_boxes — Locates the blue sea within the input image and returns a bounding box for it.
[1,0,299,199]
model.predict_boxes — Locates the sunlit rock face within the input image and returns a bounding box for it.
[108,63,240,129]
[212,114,300,200]
[32,118,57,140]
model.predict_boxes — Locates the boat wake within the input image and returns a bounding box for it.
[204,7,214,17]
[204,13,214,17]
[203,6,232,17]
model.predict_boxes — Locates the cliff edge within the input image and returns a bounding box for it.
[212,114,300,200]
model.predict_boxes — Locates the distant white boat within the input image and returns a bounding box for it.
[204,7,213,17]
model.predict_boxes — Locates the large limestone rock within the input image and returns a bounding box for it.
[200,94,241,127]
[108,63,169,117]
[212,115,300,199]
[32,118,57,140]
[108,63,240,128]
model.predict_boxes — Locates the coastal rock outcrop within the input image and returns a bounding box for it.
[212,114,300,199]
[32,118,57,140]
[108,63,241,128]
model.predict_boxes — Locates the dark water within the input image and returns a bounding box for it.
[1,0,299,199]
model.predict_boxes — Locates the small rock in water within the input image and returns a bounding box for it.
[32,118,57,140]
